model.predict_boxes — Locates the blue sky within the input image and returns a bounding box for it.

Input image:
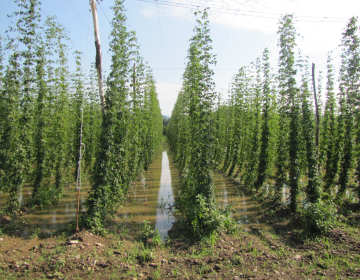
[1,0,359,116]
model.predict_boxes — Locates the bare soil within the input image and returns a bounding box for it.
[1,204,360,280]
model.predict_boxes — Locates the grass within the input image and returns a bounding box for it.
[1,199,360,280]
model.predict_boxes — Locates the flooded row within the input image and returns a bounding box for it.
[0,144,265,239]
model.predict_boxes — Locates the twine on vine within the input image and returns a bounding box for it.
[76,10,91,232]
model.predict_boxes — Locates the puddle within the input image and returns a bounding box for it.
[0,182,91,238]
[214,174,265,230]
[120,146,178,241]
[0,144,266,239]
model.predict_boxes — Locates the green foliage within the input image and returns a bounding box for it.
[139,220,161,246]
[1,52,23,212]
[254,48,274,191]
[3,0,42,212]
[337,17,360,199]
[299,60,321,203]
[1,0,360,240]
[136,244,154,263]
[303,201,338,234]
[277,14,301,212]
[168,11,360,236]
[356,115,360,199]
[186,194,235,236]
[243,58,262,187]
[1,1,161,221]
[83,0,162,230]
[322,54,339,192]
[168,9,235,237]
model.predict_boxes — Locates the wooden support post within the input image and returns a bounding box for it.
[76,188,80,231]
[133,63,136,108]
[90,0,106,115]
[312,63,320,149]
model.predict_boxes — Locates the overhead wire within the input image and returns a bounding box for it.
[217,5,240,56]
[155,0,168,98]
[268,27,342,66]
[66,0,88,27]
[138,0,348,22]
[16,0,22,49]
[318,53,341,67]
[303,18,325,39]
[139,0,348,73]
[97,1,111,25]
[304,33,340,56]
[312,46,341,63]
[143,0,347,19]
[266,33,278,49]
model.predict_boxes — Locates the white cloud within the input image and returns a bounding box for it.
[142,0,359,115]
[141,0,359,35]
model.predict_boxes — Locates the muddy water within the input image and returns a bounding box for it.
[214,174,265,230]
[119,145,179,241]
[122,148,265,238]
[0,144,265,239]
[0,182,91,237]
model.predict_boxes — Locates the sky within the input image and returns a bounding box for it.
[1,0,359,116]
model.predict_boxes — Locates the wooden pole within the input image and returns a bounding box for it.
[133,63,136,108]
[76,188,80,231]
[312,63,320,148]
[90,0,106,115]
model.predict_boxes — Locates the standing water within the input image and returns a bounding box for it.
[214,174,265,230]
[0,182,91,237]
[119,145,178,241]
[0,143,265,238]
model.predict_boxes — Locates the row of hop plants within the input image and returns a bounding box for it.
[167,10,236,238]
[168,12,360,236]
[0,0,163,233]
[82,0,163,232]
[0,0,101,211]
[216,15,360,208]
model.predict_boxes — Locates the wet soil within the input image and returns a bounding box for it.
[1,210,360,280]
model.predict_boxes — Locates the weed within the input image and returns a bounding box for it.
[247,240,253,252]
[306,250,316,260]
[277,247,287,258]
[31,228,41,239]
[117,223,129,238]
[231,255,243,265]
[201,231,218,247]
[136,244,154,263]
[252,247,258,258]
[139,220,161,246]
[303,201,338,234]
[153,268,161,280]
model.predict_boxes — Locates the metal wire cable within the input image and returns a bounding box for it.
[217,5,240,56]
[156,0,168,100]
[76,11,91,193]
[97,1,111,25]
[66,0,88,27]
[75,10,91,232]
[139,0,348,22]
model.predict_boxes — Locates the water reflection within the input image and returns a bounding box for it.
[214,174,263,229]
[0,145,265,238]
[120,147,178,241]
[0,182,91,237]
[155,151,175,240]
